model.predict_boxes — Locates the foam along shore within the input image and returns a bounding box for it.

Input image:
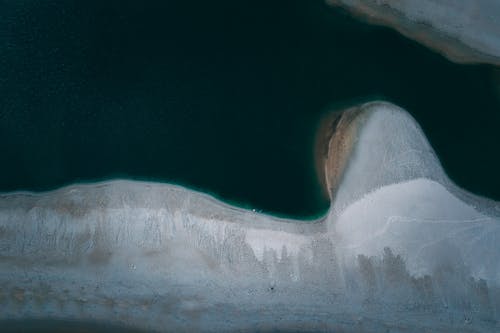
[1,101,499,332]
[327,0,500,66]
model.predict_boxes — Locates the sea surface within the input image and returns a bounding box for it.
[1,319,147,333]
[1,0,499,218]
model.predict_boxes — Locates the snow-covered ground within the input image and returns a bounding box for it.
[0,102,499,332]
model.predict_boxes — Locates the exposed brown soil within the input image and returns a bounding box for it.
[314,106,363,202]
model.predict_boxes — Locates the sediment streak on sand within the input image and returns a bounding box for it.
[315,106,363,202]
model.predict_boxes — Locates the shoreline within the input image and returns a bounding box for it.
[1,101,500,332]
[327,0,500,66]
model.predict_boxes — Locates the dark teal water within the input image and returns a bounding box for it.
[0,0,499,218]
[0,319,148,333]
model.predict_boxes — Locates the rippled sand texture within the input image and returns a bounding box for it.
[1,102,499,332]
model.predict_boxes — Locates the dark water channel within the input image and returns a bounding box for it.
[0,0,499,218]
[1,319,148,333]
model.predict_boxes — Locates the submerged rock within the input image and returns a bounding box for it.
[0,102,499,332]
